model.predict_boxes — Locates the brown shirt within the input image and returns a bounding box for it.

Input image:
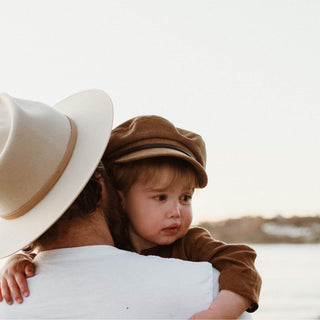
[141,226,261,312]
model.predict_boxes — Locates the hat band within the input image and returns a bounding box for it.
[2,117,77,220]
[110,143,195,162]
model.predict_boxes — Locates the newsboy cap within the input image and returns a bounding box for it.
[103,115,207,188]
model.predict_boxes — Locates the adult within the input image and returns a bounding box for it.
[0,90,250,319]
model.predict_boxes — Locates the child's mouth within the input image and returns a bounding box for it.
[162,224,179,234]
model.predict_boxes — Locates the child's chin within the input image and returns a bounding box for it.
[157,236,178,246]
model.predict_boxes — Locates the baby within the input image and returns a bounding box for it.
[103,115,261,319]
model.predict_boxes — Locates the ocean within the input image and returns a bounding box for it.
[1,244,319,319]
[251,243,320,320]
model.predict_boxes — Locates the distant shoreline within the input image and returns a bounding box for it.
[198,215,320,244]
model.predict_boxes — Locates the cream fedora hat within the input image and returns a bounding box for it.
[0,89,113,258]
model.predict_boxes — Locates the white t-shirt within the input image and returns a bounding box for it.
[0,245,251,319]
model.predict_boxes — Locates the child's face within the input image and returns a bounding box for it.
[121,167,194,252]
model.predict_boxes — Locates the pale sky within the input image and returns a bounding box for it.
[1,0,319,223]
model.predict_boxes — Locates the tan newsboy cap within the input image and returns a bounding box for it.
[103,115,208,188]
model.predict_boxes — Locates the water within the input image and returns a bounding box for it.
[1,244,320,319]
[250,244,320,320]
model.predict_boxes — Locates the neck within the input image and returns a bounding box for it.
[128,226,156,253]
[40,209,114,251]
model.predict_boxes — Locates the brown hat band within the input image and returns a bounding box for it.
[108,143,195,162]
[2,117,77,220]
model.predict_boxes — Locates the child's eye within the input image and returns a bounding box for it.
[154,194,167,201]
[181,194,192,202]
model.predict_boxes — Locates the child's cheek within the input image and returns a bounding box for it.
[184,214,193,229]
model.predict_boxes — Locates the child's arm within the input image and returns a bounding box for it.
[0,253,35,304]
[189,289,250,319]
[180,227,262,313]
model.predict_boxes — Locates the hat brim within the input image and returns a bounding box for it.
[115,148,208,188]
[0,89,113,258]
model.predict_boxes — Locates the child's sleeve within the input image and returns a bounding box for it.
[182,227,262,313]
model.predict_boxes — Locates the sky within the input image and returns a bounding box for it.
[1,0,319,224]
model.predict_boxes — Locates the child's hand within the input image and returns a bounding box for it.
[188,289,250,320]
[189,308,221,319]
[0,254,35,305]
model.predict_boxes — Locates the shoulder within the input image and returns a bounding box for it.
[175,227,217,261]
[185,227,256,254]
[185,226,212,236]
[182,226,214,243]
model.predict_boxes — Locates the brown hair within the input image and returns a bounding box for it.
[24,162,126,252]
[110,157,200,196]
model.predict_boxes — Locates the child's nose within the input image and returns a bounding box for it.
[168,204,181,218]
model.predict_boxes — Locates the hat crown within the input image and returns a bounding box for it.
[106,115,206,164]
[104,115,208,187]
[0,94,72,218]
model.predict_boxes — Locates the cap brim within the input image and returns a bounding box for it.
[116,148,208,188]
[0,89,113,258]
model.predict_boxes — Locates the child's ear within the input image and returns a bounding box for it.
[118,191,126,209]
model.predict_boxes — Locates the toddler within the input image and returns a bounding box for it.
[103,115,261,319]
